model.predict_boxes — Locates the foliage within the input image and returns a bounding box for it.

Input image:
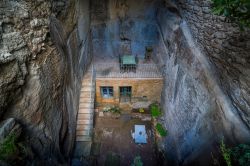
[109,106,121,114]
[131,156,143,166]
[103,105,121,114]
[156,123,167,137]
[220,140,232,166]
[0,133,18,161]
[211,0,250,29]
[150,103,161,117]
[231,144,250,166]
[139,108,144,113]
[219,140,250,166]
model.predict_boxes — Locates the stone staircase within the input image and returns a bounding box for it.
[74,69,95,157]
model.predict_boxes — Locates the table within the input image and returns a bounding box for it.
[134,125,147,144]
[120,55,137,73]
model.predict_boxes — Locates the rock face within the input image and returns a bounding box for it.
[91,0,160,59]
[154,0,250,165]
[0,0,91,164]
[0,118,22,141]
[0,0,249,165]
[178,0,250,131]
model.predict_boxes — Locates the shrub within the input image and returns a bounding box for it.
[231,144,250,166]
[212,0,250,29]
[109,106,121,114]
[150,104,161,117]
[220,140,232,166]
[0,133,18,161]
[156,123,167,137]
[103,105,121,114]
[131,156,143,166]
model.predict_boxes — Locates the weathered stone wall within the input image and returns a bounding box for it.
[154,1,250,165]
[91,0,160,59]
[0,0,91,164]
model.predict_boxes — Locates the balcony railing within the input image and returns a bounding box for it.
[93,63,162,78]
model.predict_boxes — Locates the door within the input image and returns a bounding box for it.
[119,86,132,102]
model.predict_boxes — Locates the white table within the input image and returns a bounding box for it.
[134,125,147,144]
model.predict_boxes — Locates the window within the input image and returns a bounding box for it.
[120,86,132,102]
[101,87,113,98]
[120,86,132,97]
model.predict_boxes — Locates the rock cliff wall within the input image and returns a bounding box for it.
[0,0,249,165]
[178,0,250,131]
[155,0,250,165]
[91,0,160,59]
[0,0,91,164]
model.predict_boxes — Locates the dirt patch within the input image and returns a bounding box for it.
[91,114,160,166]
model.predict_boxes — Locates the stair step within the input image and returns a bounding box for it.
[82,82,92,86]
[79,98,94,102]
[76,124,93,130]
[82,79,91,84]
[78,108,92,114]
[79,102,94,109]
[79,93,91,97]
[76,136,92,142]
[81,85,92,90]
[76,129,91,136]
[77,120,93,125]
[81,89,93,92]
[79,98,94,103]
[77,113,93,120]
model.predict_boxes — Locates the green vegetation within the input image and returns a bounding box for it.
[220,140,250,166]
[212,0,250,29]
[150,103,161,117]
[139,108,144,113]
[109,106,121,114]
[0,133,18,161]
[131,156,143,166]
[220,140,232,166]
[231,144,250,166]
[156,123,167,137]
[103,105,121,114]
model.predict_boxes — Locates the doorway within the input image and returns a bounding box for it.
[119,86,132,102]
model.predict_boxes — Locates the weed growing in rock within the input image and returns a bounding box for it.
[156,123,167,137]
[231,144,250,166]
[220,140,232,166]
[0,133,18,161]
[131,156,143,166]
[220,140,250,166]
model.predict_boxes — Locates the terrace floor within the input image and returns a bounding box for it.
[91,114,160,166]
[92,58,162,79]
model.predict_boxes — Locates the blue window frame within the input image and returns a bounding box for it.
[101,87,113,98]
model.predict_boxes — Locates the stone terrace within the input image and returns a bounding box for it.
[93,59,162,78]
